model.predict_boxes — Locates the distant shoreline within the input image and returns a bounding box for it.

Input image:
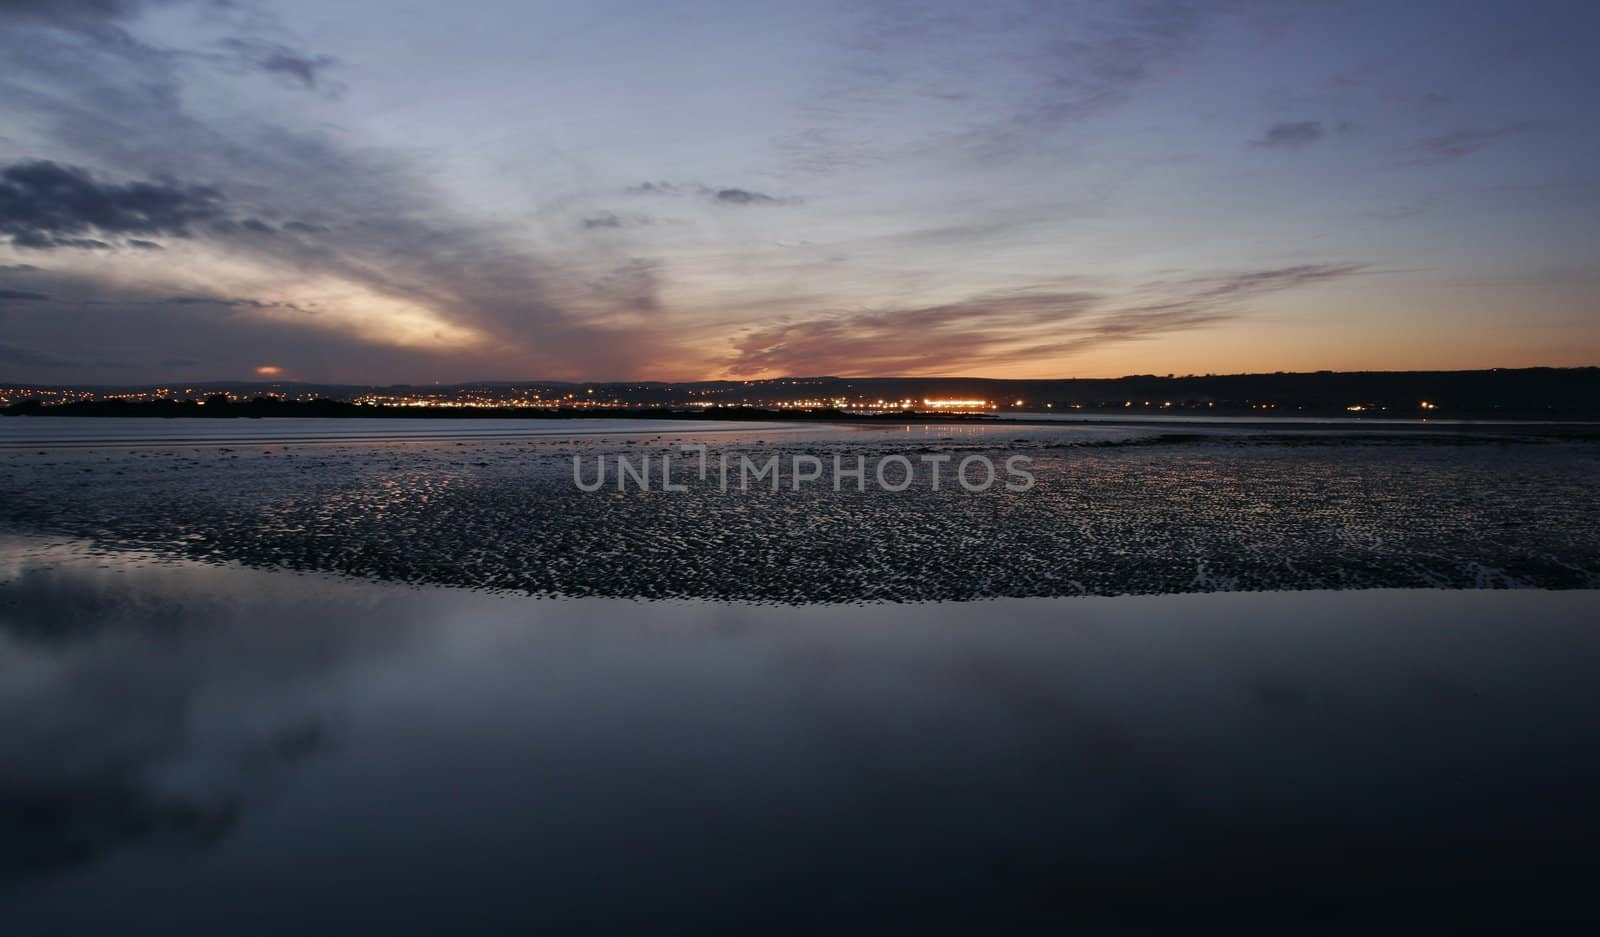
[5,399,1599,428]
[1,399,1001,423]
[5,367,1598,420]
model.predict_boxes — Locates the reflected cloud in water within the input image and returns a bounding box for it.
[3,539,1600,932]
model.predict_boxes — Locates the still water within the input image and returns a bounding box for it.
[4,536,1598,933]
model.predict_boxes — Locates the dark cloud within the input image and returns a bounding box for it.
[627,181,788,206]
[201,217,280,237]
[161,295,284,309]
[713,187,780,205]
[0,343,74,367]
[581,212,623,229]
[0,13,667,380]
[727,264,1366,376]
[0,0,157,28]
[0,263,42,272]
[0,160,225,250]
[126,238,163,250]
[0,3,337,92]
[217,37,338,91]
[0,288,50,301]
[1254,121,1324,147]
[13,234,115,250]
[1412,123,1534,163]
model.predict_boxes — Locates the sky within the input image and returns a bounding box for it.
[0,0,1597,384]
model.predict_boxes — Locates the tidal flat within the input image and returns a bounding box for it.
[3,417,1600,932]
[1,417,1596,601]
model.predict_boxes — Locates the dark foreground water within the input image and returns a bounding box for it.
[3,537,1599,934]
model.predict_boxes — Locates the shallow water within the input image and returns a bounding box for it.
[4,419,1599,931]
[2,537,1598,933]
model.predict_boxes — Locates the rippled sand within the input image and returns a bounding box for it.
[2,421,1596,601]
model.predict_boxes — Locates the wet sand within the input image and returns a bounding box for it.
[1,418,1596,601]
[4,416,1600,932]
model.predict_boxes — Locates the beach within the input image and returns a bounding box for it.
[4,417,1600,931]
[2,417,1596,600]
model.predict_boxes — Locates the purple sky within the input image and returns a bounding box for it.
[1,0,1597,382]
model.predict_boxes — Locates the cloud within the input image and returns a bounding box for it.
[0,160,226,250]
[1,2,338,93]
[0,0,158,29]
[1412,123,1534,163]
[726,264,1366,376]
[0,289,50,301]
[728,290,1102,376]
[0,563,381,888]
[1254,121,1323,147]
[712,187,780,205]
[0,264,42,272]
[126,238,163,250]
[217,37,338,91]
[0,16,666,381]
[161,295,283,308]
[0,343,75,367]
[581,212,623,229]
[792,0,1208,169]
[585,258,662,315]
[627,181,789,206]
[1181,264,1366,300]
[4,11,669,376]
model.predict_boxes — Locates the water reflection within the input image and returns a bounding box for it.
[3,540,1599,932]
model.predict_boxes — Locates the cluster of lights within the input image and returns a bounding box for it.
[0,383,1456,415]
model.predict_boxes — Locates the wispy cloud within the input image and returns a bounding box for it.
[160,295,290,309]
[1254,121,1323,147]
[216,37,339,92]
[728,290,1098,376]
[726,265,1366,376]
[627,181,790,205]
[1410,123,1535,163]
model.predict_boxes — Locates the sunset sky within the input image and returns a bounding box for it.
[1,0,1597,383]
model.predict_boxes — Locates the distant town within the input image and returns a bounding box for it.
[3,368,1598,420]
